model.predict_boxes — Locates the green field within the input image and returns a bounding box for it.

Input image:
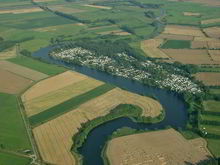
[0,93,31,151]
[161,40,191,49]
[210,89,220,95]
[199,67,220,72]
[203,100,220,112]
[0,152,31,165]
[8,56,66,75]
[29,84,115,126]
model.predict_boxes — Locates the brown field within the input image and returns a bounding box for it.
[0,60,48,81]
[24,78,104,117]
[194,36,219,42]
[207,41,220,49]
[191,41,208,49]
[203,27,220,38]
[83,4,112,9]
[155,33,194,40]
[0,69,33,94]
[162,25,205,37]
[0,7,43,14]
[195,72,220,86]
[183,12,200,16]
[201,18,220,25]
[107,128,212,165]
[33,88,163,165]
[209,50,220,61]
[48,5,85,14]
[161,49,220,65]
[33,0,54,2]
[97,30,131,36]
[88,25,117,30]
[140,39,169,58]
[22,71,87,102]
[0,47,16,60]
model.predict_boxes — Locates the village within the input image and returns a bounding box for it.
[49,47,202,94]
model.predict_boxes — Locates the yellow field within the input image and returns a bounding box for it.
[209,50,220,61]
[0,60,48,81]
[162,25,204,37]
[207,41,220,49]
[203,27,220,38]
[194,72,220,86]
[184,12,200,16]
[33,88,163,165]
[0,47,16,60]
[25,78,104,117]
[201,18,220,24]
[155,33,194,40]
[48,5,85,14]
[83,4,112,9]
[140,39,170,58]
[194,36,219,42]
[0,7,43,14]
[191,41,208,49]
[107,129,212,165]
[97,30,131,36]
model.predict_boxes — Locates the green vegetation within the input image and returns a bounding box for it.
[0,152,31,165]
[8,56,66,75]
[199,66,220,73]
[161,40,191,49]
[29,84,115,126]
[0,93,31,151]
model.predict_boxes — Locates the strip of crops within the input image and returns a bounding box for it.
[29,83,115,126]
[161,40,191,49]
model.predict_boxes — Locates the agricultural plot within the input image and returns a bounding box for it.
[162,25,205,37]
[203,27,220,38]
[183,12,200,16]
[191,41,208,49]
[8,56,66,75]
[107,129,212,165]
[97,30,131,36]
[155,34,194,41]
[48,5,85,14]
[0,60,48,81]
[0,69,32,94]
[161,49,219,65]
[0,46,16,60]
[194,72,220,86]
[140,39,169,58]
[0,152,31,165]
[161,40,191,49]
[0,93,31,151]
[176,0,220,6]
[24,76,104,117]
[201,18,220,25]
[207,41,220,49]
[83,4,112,10]
[209,50,220,61]
[33,88,162,165]
[0,7,43,14]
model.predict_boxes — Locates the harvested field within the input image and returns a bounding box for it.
[161,49,220,65]
[0,69,32,94]
[25,78,104,117]
[48,5,85,14]
[33,0,54,2]
[0,60,48,81]
[0,8,43,14]
[88,25,117,30]
[155,34,194,41]
[107,129,213,165]
[194,36,219,42]
[201,18,220,25]
[140,39,169,58]
[203,27,220,38]
[194,72,220,86]
[183,12,200,16]
[0,47,16,60]
[33,88,162,165]
[191,41,208,49]
[22,71,87,102]
[207,41,220,49]
[177,0,220,6]
[83,4,112,9]
[162,25,204,37]
[97,30,131,36]
[209,50,220,61]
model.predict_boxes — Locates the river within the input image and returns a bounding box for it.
[33,46,188,165]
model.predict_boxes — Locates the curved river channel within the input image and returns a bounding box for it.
[33,47,188,165]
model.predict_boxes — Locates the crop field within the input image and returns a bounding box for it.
[8,56,67,75]
[0,93,31,151]
[32,87,162,165]
[191,41,208,49]
[194,72,220,86]
[203,27,220,38]
[171,0,220,6]
[24,74,104,117]
[203,100,220,112]
[183,12,201,16]
[48,5,85,14]
[0,69,32,94]
[161,40,191,49]
[0,60,48,81]
[107,128,212,165]
[0,7,43,14]
[140,39,169,58]
[194,36,219,42]
[209,50,220,61]
[155,34,194,41]
[97,30,131,36]
[0,152,31,165]
[162,25,205,37]
[207,41,220,49]
[210,89,220,95]
[161,49,219,65]
[201,18,220,25]
[0,46,16,60]
[83,4,112,10]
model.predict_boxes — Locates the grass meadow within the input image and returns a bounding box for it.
[0,152,31,165]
